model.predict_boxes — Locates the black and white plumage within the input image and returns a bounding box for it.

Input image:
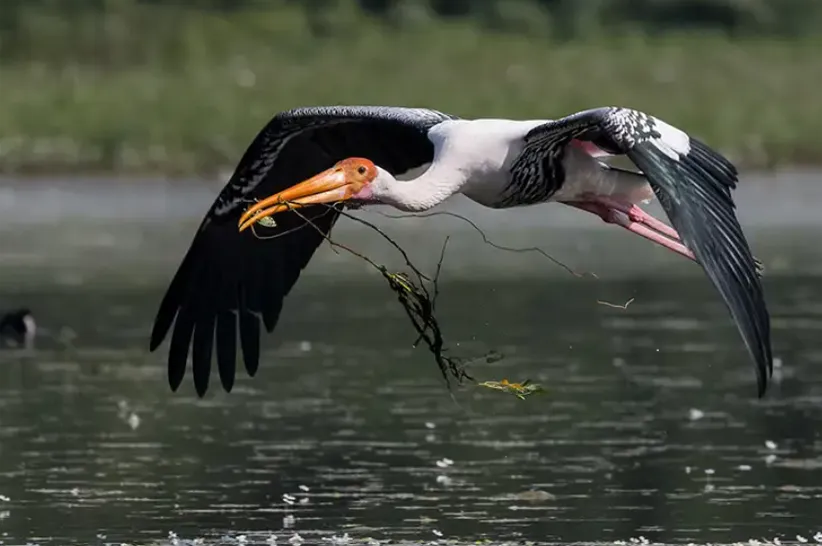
[149,105,772,398]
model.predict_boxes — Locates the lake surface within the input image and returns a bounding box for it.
[1,172,822,546]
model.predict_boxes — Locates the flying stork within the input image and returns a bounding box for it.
[149,105,772,398]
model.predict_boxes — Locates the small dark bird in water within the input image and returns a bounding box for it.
[0,308,36,349]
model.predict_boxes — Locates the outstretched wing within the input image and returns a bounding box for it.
[149,106,458,397]
[519,107,772,396]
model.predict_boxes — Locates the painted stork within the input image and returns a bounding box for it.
[149,106,772,398]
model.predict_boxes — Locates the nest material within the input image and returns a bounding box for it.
[249,201,544,399]
[476,379,545,400]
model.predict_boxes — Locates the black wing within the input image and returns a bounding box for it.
[149,106,458,396]
[520,107,772,396]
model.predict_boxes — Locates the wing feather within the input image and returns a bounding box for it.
[522,107,772,396]
[150,106,457,396]
[215,311,237,391]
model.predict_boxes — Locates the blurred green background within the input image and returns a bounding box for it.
[1,0,820,174]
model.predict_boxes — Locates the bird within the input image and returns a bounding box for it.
[149,105,772,399]
[1,307,36,349]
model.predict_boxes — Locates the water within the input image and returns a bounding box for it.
[1,172,822,546]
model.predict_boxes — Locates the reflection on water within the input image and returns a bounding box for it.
[0,175,821,545]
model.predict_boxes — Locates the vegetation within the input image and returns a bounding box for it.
[1,1,820,174]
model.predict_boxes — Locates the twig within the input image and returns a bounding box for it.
[327,206,435,285]
[596,297,635,310]
[431,236,450,312]
[272,202,472,387]
[248,204,339,247]
[244,200,546,398]
[371,209,596,279]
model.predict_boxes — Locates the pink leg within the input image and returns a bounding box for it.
[584,194,682,242]
[562,197,696,262]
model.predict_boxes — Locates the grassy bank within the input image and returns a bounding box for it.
[1,5,821,175]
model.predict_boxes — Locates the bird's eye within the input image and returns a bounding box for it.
[357,166,367,175]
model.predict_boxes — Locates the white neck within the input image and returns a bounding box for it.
[379,161,469,212]
[372,118,540,211]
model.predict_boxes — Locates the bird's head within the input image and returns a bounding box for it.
[238,157,394,232]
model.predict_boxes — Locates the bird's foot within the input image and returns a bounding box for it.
[563,195,696,263]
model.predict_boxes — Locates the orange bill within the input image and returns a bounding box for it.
[238,166,354,232]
